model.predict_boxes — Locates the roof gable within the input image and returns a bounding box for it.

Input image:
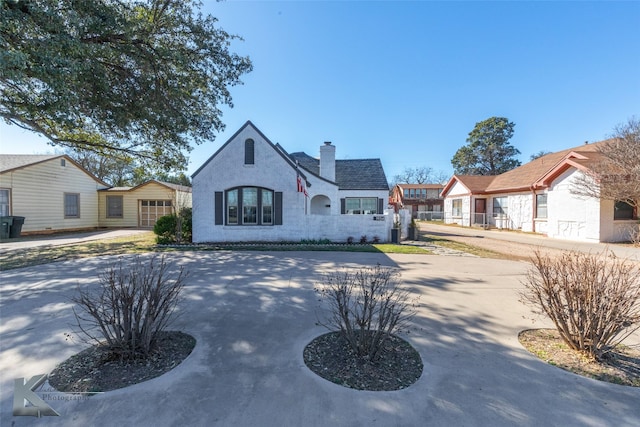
[191,121,301,179]
[0,154,109,186]
[442,175,496,197]
[102,179,192,193]
[443,139,611,195]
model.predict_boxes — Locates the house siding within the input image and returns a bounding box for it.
[0,158,106,233]
[489,192,533,231]
[98,182,192,228]
[547,169,601,242]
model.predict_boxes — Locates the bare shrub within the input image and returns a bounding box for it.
[520,250,640,361]
[315,264,418,361]
[73,254,188,360]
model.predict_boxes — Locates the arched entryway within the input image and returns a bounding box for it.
[310,195,331,215]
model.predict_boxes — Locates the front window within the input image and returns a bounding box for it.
[452,199,462,217]
[614,201,635,220]
[403,189,409,198]
[64,193,80,218]
[243,187,258,224]
[226,187,274,225]
[107,195,123,218]
[345,197,377,214]
[227,189,238,224]
[262,189,273,224]
[493,197,508,217]
[427,189,440,199]
[536,194,547,219]
[0,189,9,216]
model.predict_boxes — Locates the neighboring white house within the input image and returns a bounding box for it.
[192,121,392,242]
[0,154,192,235]
[441,140,638,243]
[0,154,109,234]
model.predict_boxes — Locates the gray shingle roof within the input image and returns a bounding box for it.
[289,152,389,190]
[0,154,60,173]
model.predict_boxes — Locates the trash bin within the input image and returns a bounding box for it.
[9,216,25,238]
[1,216,13,240]
[391,228,400,244]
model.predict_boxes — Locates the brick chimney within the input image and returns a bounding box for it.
[319,141,336,181]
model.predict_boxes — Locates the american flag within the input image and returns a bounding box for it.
[297,174,308,197]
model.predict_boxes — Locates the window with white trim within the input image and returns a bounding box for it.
[493,197,508,217]
[451,199,462,217]
[536,194,547,219]
[345,197,377,214]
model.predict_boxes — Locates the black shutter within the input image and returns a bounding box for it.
[340,198,346,214]
[378,198,384,214]
[215,192,223,225]
[274,192,283,225]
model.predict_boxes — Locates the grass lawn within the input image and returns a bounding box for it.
[0,232,438,271]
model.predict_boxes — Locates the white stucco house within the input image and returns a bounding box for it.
[441,140,638,243]
[191,121,392,243]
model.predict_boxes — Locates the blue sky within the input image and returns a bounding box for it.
[1,0,638,182]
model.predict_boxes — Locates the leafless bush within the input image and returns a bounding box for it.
[315,264,419,361]
[520,250,640,361]
[73,254,188,360]
[628,222,640,247]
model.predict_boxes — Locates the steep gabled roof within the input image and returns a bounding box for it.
[288,152,389,190]
[1,154,62,173]
[441,175,496,196]
[191,121,303,179]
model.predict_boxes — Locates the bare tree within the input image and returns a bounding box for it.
[73,255,188,360]
[520,250,640,361]
[573,117,640,208]
[392,166,449,186]
[315,264,418,362]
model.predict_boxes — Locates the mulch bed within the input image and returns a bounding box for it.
[519,328,640,387]
[303,331,423,391]
[48,331,196,393]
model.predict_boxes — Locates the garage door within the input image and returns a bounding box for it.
[139,200,173,227]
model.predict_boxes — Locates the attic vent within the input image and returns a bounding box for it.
[60,159,66,167]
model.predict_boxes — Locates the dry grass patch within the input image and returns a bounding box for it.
[519,329,640,387]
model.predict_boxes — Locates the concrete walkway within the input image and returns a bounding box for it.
[419,222,640,261]
[1,251,639,426]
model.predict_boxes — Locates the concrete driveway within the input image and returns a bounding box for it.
[0,229,152,254]
[1,251,639,427]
